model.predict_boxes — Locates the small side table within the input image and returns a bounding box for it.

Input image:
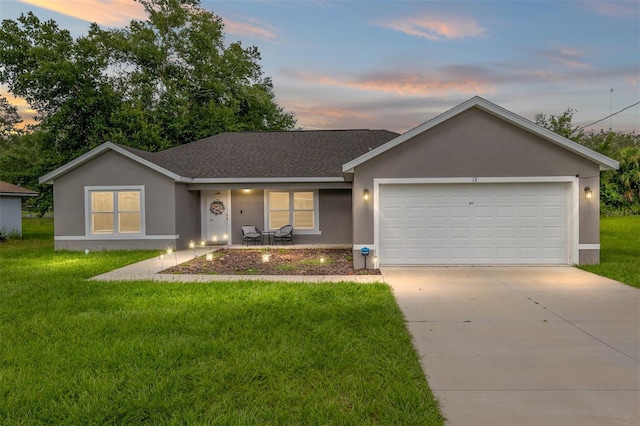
[262,231,274,245]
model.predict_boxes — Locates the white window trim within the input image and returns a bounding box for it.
[84,186,146,238]
[264,190,321,235]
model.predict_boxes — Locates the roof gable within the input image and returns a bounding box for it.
[342,96,619,172]
[39,142,182,184]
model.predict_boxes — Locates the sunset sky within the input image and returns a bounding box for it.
[2,0,639,134]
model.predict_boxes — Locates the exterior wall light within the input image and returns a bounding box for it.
[584,187,593,199]
[363,188,370,200]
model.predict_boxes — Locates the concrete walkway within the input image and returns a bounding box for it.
[383,266,640,426]
[90,249,384,283]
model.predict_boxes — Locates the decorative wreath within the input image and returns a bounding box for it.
[210,200,225,215]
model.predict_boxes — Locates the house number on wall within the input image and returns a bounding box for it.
[471,177,478,183]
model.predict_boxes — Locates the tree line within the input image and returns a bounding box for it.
[1,0,637,216]
[0,0,295,214]
[535,109,639,215]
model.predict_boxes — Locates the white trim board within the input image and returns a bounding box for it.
[578,244,600,250]
[55,235,179,241]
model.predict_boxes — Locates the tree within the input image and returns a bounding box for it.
[0,96,22,140]
[0,0,295,213]
[534,108,584,142]
[536,107,640,215]
[100,0,295,146]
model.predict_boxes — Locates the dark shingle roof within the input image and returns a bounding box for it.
[146,130,399,179]
[0,180,38,196]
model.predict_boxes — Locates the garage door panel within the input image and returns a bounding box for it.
[497,206,516,217]
[379,183,569,265]
[474,227,493,239]
[451,206,472,219]
[543,205,565,219]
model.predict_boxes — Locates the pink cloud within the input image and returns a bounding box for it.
[287,101,373,129]
[538,46,591,69]
[282,68,493,97]
[19,0,146,27]
[379,14,486,40]
[223,16,279,40]
[586,1,640,18]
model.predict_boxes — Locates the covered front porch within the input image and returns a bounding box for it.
[185,185,354,247]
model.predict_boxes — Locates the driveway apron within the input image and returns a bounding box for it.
[383,266,640,426]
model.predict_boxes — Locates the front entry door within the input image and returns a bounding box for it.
[205,190,230,244]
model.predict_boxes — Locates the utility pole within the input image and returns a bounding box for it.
[609,88,613,130]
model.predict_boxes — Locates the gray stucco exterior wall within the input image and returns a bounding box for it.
[229,188,352,245]
[231,189,265,244]
[174,183,200,249]
[52,150,178,250]
[352,107,602,265]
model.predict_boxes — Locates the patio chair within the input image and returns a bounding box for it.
[273,224,294,245]
[241,225,262,246]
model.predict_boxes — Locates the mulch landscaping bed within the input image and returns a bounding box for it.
[161,248,381,275]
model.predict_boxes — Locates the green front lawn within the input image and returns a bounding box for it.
[0,218,444,424]
[579,216,640,288]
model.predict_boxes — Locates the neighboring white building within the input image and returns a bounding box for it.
[0,180,38,237]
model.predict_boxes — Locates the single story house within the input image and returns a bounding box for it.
[39,96,618,267]
[0,180,38,237]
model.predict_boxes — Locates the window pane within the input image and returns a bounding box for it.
[293,192,314,210]
[269,192,289,210]
[118,192,140,211]
[270,211,289,229]
[294,211,314,229]
[92,213,114,234]
[91,192,113,213]
[119,213,141,233]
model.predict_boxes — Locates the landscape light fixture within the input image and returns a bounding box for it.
[205,252,214,261]
[363,188,370,200]
[262,253,270,263]
[584,187,593,200]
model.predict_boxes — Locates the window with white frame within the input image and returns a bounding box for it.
[266,190,317,231]
[87,187,143,235]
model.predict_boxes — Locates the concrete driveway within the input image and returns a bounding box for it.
[382,266,640,426]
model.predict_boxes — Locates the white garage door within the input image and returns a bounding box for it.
[379,183,569,265]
